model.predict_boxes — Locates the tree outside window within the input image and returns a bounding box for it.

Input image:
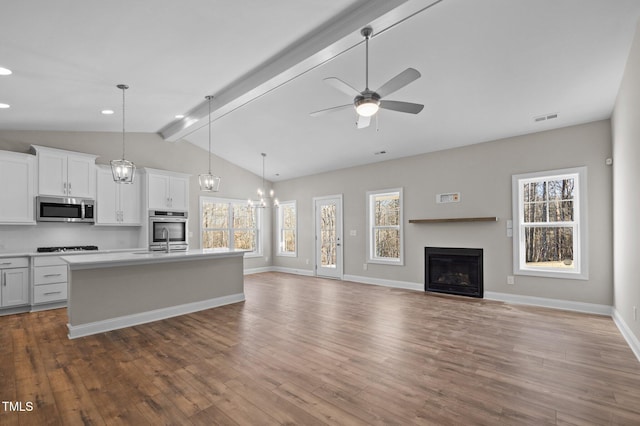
[367,188,403,265]
[201,197,261,255]
[277,201,297,256]
[512,167,588,279]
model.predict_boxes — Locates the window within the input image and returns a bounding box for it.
[512,167,588,279]
[277,201,297,256]
[367,188,403,265]
[200,197,262,256]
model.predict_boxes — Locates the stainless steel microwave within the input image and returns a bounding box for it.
[36,196,95,223]
[149,210,188,251]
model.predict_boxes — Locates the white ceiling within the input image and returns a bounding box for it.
[1,0,639,181]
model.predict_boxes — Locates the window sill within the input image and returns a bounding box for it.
[515,268,588,281]
[367,259,404,266]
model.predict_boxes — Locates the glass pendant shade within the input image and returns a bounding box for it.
[248,153,278,208]
[111,158,135,183]
[111,84,135,184]
[199,173,221,192]
[200,95,221,192]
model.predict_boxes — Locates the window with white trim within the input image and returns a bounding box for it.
[512,167,588,279]
[277,201,297,257]
[367,188,403,265]
[200,197,262,256]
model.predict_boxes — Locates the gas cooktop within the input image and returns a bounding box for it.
[37,245,99,253]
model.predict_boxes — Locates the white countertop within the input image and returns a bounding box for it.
[61,248,246,270]
[0,248,148,259]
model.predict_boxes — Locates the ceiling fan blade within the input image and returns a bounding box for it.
[324,77,361,97]
[375,68,421,98]
[379,100,424,114]
[357,114,371,129]
[309,104,353,117]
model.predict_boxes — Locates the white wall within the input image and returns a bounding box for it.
[612,21,640,344]
[0,131,272,270]
[274,120,613,305]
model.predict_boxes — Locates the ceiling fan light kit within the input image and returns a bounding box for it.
[310,26,424,129]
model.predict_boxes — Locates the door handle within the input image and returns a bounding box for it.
[43,291,62,296]
[44,273,62,277]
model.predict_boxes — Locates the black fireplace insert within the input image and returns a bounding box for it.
[424,247,483,298]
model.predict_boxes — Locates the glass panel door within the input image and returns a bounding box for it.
[314,196,342,279]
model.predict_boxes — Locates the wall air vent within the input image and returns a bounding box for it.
[533,112,559,123]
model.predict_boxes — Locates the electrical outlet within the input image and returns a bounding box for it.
[363,263,368,271]
[305,259,309,265]
[507,276,515,285]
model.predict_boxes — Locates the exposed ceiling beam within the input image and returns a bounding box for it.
[158,0,444,142]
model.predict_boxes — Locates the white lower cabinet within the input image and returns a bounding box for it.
[0,257,30,308]
[32,256,68,308]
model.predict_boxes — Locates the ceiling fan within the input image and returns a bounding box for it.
[310,26,424,129]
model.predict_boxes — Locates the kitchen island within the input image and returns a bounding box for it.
[61,249,245,339]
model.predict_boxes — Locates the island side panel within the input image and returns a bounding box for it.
[68,255,244,326]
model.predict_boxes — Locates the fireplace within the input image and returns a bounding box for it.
[424,247,483,298]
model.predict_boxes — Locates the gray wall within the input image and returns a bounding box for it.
[274,120,613,305]
[612,21,640,342]
[0,131,272,270]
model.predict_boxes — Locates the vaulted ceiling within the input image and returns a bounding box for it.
[2,0,640,180]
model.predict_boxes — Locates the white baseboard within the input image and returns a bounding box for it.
[612,308,640,363]
[343,274,423,291]
[272,266,314,276]
[244,266,272,275]
[484,291,612,316]
[244,266,315,276]
[67,293,245,339]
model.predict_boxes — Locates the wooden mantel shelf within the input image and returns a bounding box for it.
[409,217,498,224]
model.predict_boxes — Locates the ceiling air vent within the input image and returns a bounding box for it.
[533,112,559,123]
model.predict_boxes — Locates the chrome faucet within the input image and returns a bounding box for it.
[161,227,171,253]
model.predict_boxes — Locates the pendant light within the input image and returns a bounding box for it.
[199,95,221,192]
[248,153,278,208]
[110,84,136,183]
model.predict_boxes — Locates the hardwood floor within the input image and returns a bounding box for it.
[1,272,639,425]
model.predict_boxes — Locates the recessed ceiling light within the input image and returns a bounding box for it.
[175,114,185,119]
[101,109,115,115]
[0,103,10,109]
[0,67,12,76]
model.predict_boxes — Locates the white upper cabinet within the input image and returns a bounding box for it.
[0,151,36,225]
[95,165,141,226]
[31,145,97,198]
[145,168,190,211]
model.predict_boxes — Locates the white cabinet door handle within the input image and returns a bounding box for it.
[44,273,62,277]
[0,262,12,266]
[43,291,62,296]
[68,182,72,194]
